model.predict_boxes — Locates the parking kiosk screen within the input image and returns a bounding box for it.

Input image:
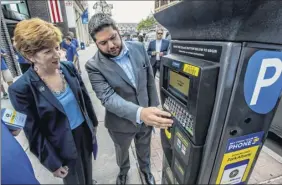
[169,71,190,97]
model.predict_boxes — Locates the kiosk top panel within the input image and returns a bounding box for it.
[154,0,282,44]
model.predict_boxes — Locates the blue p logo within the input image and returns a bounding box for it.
[244,50,282,114]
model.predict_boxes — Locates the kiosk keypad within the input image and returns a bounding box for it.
[164,97,194,136]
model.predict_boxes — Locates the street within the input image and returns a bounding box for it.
[1,44,282,184]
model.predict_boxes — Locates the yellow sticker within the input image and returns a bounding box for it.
[183,64,200,77]
[10,110,17,124]
[216,132,264,184]
[165,129,172,139]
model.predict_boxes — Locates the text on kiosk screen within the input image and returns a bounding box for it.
[169,70,190,97]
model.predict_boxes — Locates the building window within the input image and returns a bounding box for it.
[155,1,160,9]
[160,0,169,6]
[2,0,29,18]
[17,2,29,16]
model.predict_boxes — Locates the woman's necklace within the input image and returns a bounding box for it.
[37,70,67,95]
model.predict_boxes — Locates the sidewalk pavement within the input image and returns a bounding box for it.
[2,44,282,184]
[1,44,141,184]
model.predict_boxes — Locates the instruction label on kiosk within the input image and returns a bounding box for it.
[216,131,264,184]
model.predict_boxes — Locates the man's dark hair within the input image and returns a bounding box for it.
[88,13,118,41]
[65,36,72,41]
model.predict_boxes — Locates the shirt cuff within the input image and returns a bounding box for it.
[136,107,143,124]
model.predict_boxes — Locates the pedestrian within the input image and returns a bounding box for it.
[147,28,170,77]
[16,50,31,74]
[68,31,80,51]
[65,36,81,74]
[1,117,40,184]
[86,13,173,185]
[138,35,144,43]
[0,49,13,99]
[9,18,99,185]
[125,34,131,41]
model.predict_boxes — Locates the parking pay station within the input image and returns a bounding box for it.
[155,1,282,184]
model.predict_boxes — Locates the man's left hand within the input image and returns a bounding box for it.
[159,52,164,57]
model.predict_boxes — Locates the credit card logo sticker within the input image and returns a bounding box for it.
[244,50,282,114]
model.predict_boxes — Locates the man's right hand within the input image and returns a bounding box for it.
[151,51,156,56]
[53,166,69,178]
[140,107,173,129]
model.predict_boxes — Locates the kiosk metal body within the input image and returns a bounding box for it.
[155,1,282,184]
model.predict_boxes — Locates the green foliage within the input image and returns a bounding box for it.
[137,16,157,31]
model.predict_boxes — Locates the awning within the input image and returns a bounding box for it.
[1,1,23,5]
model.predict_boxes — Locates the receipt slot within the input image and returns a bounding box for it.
[155,1,282,184]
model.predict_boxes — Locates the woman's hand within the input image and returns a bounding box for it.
[53,166,69,178]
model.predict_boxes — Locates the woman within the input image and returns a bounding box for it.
[8,18,98,184]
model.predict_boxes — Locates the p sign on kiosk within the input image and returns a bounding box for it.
[244,51,282,114]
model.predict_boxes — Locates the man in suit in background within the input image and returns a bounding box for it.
[86,13,173,185]
[147,29,170,77]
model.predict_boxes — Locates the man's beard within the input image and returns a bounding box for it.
[99,48,121,58]
[97,34,123,58]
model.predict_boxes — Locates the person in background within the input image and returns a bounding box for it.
[16,50,31,74]
[0,49,13,99]
[65,36,81,74]
[9,18,99,184]
[60,31,79,58]
[147,28,170,77]
[1,118,40,184]
[125,34,131,41]
[165,32,172,54]
[86,13,173,185]
[68,31,79,51]
[138,35,144,43]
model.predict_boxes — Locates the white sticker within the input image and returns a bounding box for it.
[220,164,248,184]
[181,145,186,155]
[2,109,27,128]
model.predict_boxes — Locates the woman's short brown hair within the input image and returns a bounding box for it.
[13,18,62,58]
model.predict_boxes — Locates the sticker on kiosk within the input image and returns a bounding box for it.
[216,131,264,184]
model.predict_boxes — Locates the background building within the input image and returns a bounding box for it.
[116,23,138,36]
[1,0,91,76]
[1,0,29,76]
[64,0,90,46]
[92,0,113,16]
[154,0,181,13]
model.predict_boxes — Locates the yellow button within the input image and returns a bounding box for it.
[165,129,172,139]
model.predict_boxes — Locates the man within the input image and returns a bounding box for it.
[86,13,173,185]
[124,34,131,41]
[68,31,80,51]
[147,29,170,77]
[1,119,39,184]
[65,36,81,73]
[0,49,13,99]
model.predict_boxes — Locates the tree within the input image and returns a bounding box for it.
[137,16,157,32]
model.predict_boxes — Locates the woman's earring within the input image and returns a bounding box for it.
[34,66,38,72]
